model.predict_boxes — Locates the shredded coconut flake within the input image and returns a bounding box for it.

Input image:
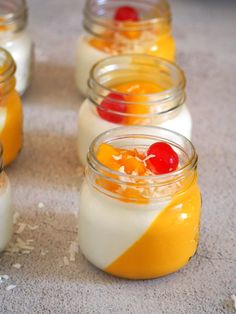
[16,237,34,251]
[118,166,126,174]
[28,224,39,231]
[134,156,142,162]
[63,256,69,266]
[38,202,45,209]
[112,154,122,161]
[6,285,16,291]
[15,223,26,234]
[69,241,78,262]
[21,250,31,255]
[127,84,140,93]
[143,154,156,162]
[69,251,75,262]
[40,250,48,256]
[12,263,21,269]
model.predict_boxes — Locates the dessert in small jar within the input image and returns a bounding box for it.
[79,126,201,279]
[76,0,175,96]
[0,145,12,253]
[0,48,23,166]
[0,0,33,95]
[77,55,191,166]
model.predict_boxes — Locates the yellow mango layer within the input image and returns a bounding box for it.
[89,33,175,62]
[114,81,163,125]
[105,179,201,279]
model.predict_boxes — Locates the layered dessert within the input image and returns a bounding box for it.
[79,126,201,279]
[76,0,175,95]
[0,48,23,166]
[77,55,191,166]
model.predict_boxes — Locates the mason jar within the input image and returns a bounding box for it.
[76,0,175,96]
[77,54,191,166]
[0,144,12,253]
[0,48,23,166]
[79,126,201,279]
[0,0,34,95]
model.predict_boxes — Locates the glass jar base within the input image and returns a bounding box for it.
[81,249,198,280]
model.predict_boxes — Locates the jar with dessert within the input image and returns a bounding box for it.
[76,0,175,96]
[0,144,12,253]
[0,0,34,95]
[77,54,191,166]
[0,48,23,166]
[79,126,201,279]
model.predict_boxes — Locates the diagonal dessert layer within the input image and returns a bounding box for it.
[105,180,201,279]
[79,183,170,270]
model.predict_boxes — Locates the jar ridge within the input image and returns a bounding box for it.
[0,0,27,34]
[86,126,198,202]
[84,0,172,38]
[88,54,186,122]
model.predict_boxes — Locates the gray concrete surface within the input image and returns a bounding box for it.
[0,0,236,313]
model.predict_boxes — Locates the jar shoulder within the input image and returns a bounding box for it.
[76,34,110,58]
[79,98,192,135]
[0,30,33,47]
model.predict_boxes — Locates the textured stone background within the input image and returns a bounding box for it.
[0,0,235,313]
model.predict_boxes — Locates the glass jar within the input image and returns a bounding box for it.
[76,0,175,96]
[77,54,191,166]
[0,144,12,253]
[0,48,23,166]
[79,126,201,279]
[0,0,33,95]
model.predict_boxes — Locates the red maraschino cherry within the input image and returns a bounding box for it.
[97,93,126,124]
[114,6,139,22]
[146,142,179,175]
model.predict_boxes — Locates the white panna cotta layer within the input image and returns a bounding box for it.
[0,173,12,253]
[77,99,192,166]
[75,35,109,97]
[79,181,170,269]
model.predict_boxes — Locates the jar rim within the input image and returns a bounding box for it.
[90,54,185,97]
[87,126,198,186]
[0,0,27,32]
[84,0,171,36]
[88,54,186,117]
